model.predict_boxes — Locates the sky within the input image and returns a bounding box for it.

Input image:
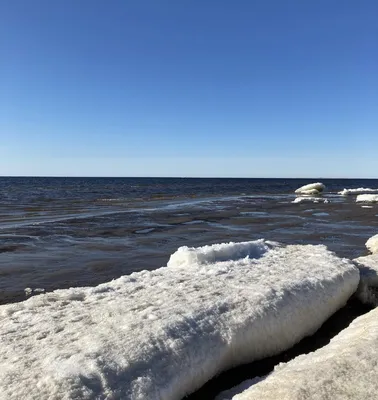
[1,0,377,177]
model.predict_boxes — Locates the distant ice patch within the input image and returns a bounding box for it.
[294,182,325,195]
[356,194,378,203]
[292,196,329,204]
[223,307,378,400]
[0,240,358,400]
[339,188,378,196]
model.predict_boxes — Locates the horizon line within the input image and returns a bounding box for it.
[1,175,378,180]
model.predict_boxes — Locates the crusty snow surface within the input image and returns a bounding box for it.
[294,182,325,195]
[224,307,378,400]
[0,240,359,400]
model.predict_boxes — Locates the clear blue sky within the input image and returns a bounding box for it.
[1,0,377,177]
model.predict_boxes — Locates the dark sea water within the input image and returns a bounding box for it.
[1,177,378,305]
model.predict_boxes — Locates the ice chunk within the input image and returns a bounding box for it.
[352,234,378,305]
[366,234,378,254]
[227,307,378,400]
[354,254,378,306]
[292,196,329,204]
[294,182,325,195]
[339,188,378,196]
[356,194,378,203]
[0,241,358,400]
[167,239,276,268]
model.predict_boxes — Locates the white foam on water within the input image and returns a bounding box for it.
[356,194,378,203]
[0,240,359,400]
[339,188,378,196]
[225,307,378,400]
[294,182,325,195]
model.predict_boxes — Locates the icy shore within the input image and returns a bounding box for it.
[0,240,358,400]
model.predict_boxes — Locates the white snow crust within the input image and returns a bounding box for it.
[294,182,325,195]
[0,240,358,400]
[356,194,378,203]
[227,307,378,400]
[339,188,378,196]
[292,196,329,204]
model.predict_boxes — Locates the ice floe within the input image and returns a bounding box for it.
[292,196,329,204]
[0,240,358,400]
[222,307,378,400]
[294,182,325,195]
[356,194,378,203]
[339,188,378,196]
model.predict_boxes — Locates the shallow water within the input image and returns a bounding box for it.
[1,177,378,304]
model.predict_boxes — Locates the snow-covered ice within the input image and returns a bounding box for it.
[339,188,378,196]
[356,194,378,203]
[223,307,378,400]
[292,196,329,204]
[0,240,358,400]
[294,182,325,195]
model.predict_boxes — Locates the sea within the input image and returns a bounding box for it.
[1,176,378,305]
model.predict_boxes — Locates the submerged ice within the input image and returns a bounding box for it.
[0,240,359,400]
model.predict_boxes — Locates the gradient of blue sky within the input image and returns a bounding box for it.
[1,0,377,177]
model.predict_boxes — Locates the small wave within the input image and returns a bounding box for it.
[339,188,378,196]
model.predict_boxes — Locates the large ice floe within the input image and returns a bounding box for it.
[294,182,325,195]
[221,307,378,400]
[356,194,378,203]
[339,187,378,196]
[0,240,359,400]
[354,234,378,306]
